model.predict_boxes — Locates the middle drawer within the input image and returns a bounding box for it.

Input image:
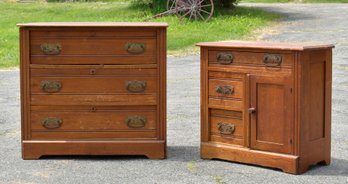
[30,67,157,106]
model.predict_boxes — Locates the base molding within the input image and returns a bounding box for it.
[22,140,166,160]
[201,142,300,174]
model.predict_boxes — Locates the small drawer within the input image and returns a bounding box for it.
[209,109,244,146]
[30,106,157,139]
[208,50,294,68]
[208,71,245,111]
[209,79,244,99]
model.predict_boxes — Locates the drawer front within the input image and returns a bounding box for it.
[30,30,157,65]
[208,71,245,111]
[30,67,157,106]
[209,109,244,145]
[31,95,157,106]
[30,107,157,139]
[31,109,156,131]
[209,79,243,99]
[31,76,157,94]
[208,50,294,68]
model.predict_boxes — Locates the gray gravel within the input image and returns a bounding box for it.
[1,3,348,184]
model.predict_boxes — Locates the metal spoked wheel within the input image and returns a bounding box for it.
[175,0,214,22]
[167,0,177,11]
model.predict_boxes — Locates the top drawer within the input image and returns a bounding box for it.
[208,50,294,68]
[29,30,157,65]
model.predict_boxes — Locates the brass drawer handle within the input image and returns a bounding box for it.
[40,80,62,93]
[125,42,146,54]
[125,116,147,128]
[217,52,233,65]
[41,117,63,129]
[215,85,234,95]
[218,122,235,135]
[263,54,282,67]
[126,80,146,92]
[40,43,62,55]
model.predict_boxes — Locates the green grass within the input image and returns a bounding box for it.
[243,0,348,2]
[0,1,280,68]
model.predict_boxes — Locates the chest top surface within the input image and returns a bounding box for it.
[197,40,334,51]
[17,22,168,28]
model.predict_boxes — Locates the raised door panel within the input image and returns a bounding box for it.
[250,75,293,154]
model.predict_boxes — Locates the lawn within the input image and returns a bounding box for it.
[0,1,280,68]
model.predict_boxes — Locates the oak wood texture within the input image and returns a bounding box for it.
[19,22,167,159]
[198,41,333,174]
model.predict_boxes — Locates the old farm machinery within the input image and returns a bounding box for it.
[148,0,215,21]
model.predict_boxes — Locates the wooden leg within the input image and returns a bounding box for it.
[281,167,299,175]
[318,159,331,166]
[22,153,42,160]
[145,152,166,159]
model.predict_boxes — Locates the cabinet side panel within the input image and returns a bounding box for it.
[201,47,209,143]
[157,27,167,143]
[308,59,325,140]
[298,49,332,172]
[20,28,30,140]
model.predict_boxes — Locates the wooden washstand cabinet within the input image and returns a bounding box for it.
[197,41,334,174]
[18,22,167,159]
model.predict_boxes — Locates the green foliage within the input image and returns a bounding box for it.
[216,0,240,8]
[130,0,166,13]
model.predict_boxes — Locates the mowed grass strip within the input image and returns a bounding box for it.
[0,1,280,68]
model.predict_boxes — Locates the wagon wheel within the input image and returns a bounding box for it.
[167,0,176,10]
[175,0,214,21]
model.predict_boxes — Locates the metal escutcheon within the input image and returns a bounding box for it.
[125,42,146,54]
[40,43,62,55]
[41,117,63,129]
[40,80,62,93]
[125,116,147,128]
[217,52,233,64]
[126,80,146,92]
[263,54,282,67]
[217,122,235,135]
[215,85,234,95]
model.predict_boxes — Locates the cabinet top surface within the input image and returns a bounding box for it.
[17,22,168,28]
[196,40,334,51]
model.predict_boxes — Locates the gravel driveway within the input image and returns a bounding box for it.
[1,3,348,184]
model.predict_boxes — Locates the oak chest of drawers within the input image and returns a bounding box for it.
[18,22,167,159]
[198,41,334,174]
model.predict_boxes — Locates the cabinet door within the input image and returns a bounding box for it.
[250,75,293,154]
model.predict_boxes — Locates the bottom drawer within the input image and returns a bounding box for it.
[30,106,157,139]
[209,109,244,146]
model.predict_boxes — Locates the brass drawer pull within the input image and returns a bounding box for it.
[215,85,234,95]
[218,122,235,135]
[125,116,147,128]
[125,42,146,54]
[40,80,62,93]
[217,52,233,64]
[40,43,62,55]
[41,118,63,129]
[126,80,146,92]
[263,54,282,67]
